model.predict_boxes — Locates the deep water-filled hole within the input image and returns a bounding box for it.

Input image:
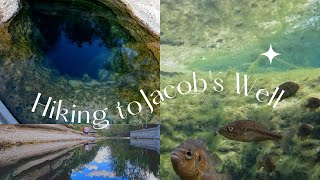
[28,0,135,80]
[0,0,159,124]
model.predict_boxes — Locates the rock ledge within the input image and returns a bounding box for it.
[0,0,20,24]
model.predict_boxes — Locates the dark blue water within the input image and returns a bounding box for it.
[44,30,109,79]
[28,3,134,80]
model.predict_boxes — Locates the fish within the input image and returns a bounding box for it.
[274,82,299,100]
[257,155,276,172]
[305,97,320,109]
[297,123,314,140]
[171,139,232,180]
[218,120,282,142]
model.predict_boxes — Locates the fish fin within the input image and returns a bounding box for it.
[211,152,222,165]
[278,129,296,153]
[196,138,222,165]
[196,138,208,149]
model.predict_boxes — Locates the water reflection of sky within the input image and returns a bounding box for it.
[71,145,158,180]
[71,147,127,180]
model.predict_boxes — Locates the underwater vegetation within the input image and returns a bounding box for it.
[160,70,320,179]
[160,0,320,179]
[0,0,159,124]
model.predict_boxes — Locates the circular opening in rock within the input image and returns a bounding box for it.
[0,0,159,124]
[28,0,136,80]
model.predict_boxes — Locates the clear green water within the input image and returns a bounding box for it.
[160,0,320,179]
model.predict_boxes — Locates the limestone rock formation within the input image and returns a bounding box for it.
[0,0,20,24]
[120,0,160,37]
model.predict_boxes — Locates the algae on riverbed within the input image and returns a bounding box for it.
[160,0,320,179]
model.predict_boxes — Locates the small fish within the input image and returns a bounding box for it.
[257,155,276,172]
[306,97,320,109]
[274,82,299,100]
[171,139,232,180]
[297,123,314,140]
[219,120,282,142]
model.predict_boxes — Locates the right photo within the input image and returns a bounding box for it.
[160,0,320,180]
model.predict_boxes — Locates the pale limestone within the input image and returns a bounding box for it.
[0,0,20,24]
[121,0,160,36]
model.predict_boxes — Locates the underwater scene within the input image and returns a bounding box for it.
[0,0,159,124]
[160,0,320,180]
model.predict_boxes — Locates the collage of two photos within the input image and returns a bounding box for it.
[1,0,320,179]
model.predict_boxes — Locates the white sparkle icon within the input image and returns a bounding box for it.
[261,44,280,64]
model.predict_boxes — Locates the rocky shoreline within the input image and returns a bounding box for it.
[0,125,96,148]
[0,0,159,33]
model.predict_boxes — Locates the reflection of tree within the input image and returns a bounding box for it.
[101,125,136,137]
[54,142,101,177]
[64,19,95,47]
[30,11,62,50]
[126,160,151,179]
[29,3,128,51]
[106,140,160,179]
[100,124,159,137]
[68,141,102,169]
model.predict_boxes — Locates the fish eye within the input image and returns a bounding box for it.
[185,149,192,160]
[227,126,233,132]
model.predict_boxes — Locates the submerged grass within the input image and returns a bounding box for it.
[160,68,320,179]
[160,0,320,178]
